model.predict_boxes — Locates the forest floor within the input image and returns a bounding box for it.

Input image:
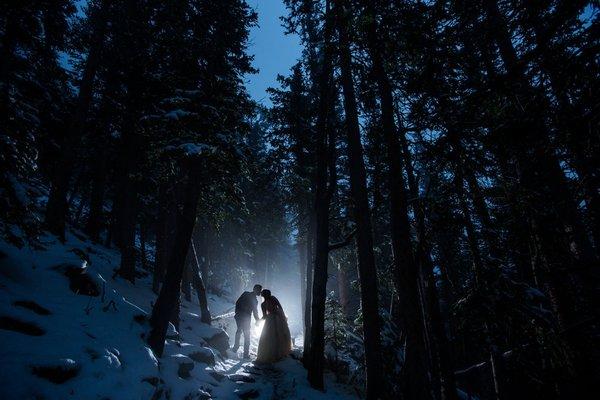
[211,325,355,400]
[0,227,358,399]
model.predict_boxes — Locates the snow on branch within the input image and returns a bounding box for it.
[163,109,197,120]
[163,142,218,158]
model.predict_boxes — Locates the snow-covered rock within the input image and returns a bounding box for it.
[204,329,230,355]
[170,354,195,379]
[189,347,216,365]
[30,358,80,383]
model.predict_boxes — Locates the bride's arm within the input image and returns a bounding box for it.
[260,301,267,319]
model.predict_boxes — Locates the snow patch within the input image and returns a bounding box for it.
[0,229,360,399]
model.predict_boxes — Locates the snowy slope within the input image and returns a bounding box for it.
[0,230,358,400]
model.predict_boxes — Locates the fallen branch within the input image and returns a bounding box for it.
[211,306,236,321]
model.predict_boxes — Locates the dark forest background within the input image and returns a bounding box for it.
[1,0,598,399]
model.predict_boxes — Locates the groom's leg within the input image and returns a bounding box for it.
[242,318,251,358]
[232,317,242,352]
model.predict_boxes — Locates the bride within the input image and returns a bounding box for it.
[256,289,292,363]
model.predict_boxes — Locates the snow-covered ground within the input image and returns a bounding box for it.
[0,229,359,399]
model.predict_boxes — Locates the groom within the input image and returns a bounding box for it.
[231,284,262,359]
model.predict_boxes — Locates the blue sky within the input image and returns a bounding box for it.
[245,0,302,106]
[72,0,300,106]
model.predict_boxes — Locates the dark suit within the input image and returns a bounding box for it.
[232,291,259,357]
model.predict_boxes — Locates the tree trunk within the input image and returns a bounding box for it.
[190,238,211,324]
[298,234,307,327]
[307,0,334,389]
[153,181,169,293]
[170,291,181,331]
[335,2,382,398]
[363,4,438,399]
[114,118,139,283]
[182,251,192,302]
[301,1,320,368]
[113,63,146,282]
[113,157,138,283]
[148,163,202,357]
[403,135,458,400]
[451,143,506,400]
[44,0,109,239]
[84,147,107,241]
[303,211,314,366]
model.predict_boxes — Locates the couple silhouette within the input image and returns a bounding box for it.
[231,284,292,363]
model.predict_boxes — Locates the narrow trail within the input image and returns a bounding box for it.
[210,313,307,399]
[207,302,356,400]
[213,353,298,399]
[211,344,356,400]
